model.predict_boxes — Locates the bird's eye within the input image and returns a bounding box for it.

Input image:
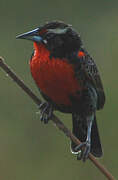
[42,32,55,44]
[45,32,55,40]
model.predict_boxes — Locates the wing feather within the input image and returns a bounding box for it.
[74,50,105,110]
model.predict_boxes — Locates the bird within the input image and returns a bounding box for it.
[16,21,105,161]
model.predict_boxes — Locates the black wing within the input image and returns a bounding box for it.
[73,50,105,110]
[82,51,105,110]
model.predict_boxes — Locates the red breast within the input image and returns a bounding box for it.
[30,42,82,106]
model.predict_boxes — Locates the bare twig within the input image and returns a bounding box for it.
[0,57,115,180]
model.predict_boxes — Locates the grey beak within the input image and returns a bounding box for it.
[16,28,43,42]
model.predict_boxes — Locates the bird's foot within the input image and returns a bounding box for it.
[39,102,53,124]
[75,141,91,162]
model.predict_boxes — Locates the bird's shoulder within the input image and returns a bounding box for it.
[67,48,105,109]
[67,48,98,75]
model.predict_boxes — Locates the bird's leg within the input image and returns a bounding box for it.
[75,114,94,162]
[75,84,97,161]
[39,102,53,124]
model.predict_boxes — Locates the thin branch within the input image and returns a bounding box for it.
[0,57,115,180]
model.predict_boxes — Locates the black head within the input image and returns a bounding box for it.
[16,21,82,58]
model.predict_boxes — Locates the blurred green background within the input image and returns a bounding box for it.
[0,0,118,179]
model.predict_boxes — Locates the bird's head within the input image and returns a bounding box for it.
[16,21,82,58]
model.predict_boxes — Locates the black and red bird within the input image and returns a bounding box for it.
[17,21,105,161]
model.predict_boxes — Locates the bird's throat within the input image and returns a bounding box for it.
[33,42,50,58]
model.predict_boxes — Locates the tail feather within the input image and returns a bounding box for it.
[91,116,103,157]
[71,113,103,157]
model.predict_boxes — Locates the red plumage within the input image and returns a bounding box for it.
[30,42,82,106]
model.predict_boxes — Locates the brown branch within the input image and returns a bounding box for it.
[0,57,115,180]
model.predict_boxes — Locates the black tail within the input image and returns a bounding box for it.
[71,113,103,157]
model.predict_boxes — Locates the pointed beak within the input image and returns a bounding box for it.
[16,28,43,43]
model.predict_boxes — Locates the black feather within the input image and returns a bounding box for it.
[71,113,103,157]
